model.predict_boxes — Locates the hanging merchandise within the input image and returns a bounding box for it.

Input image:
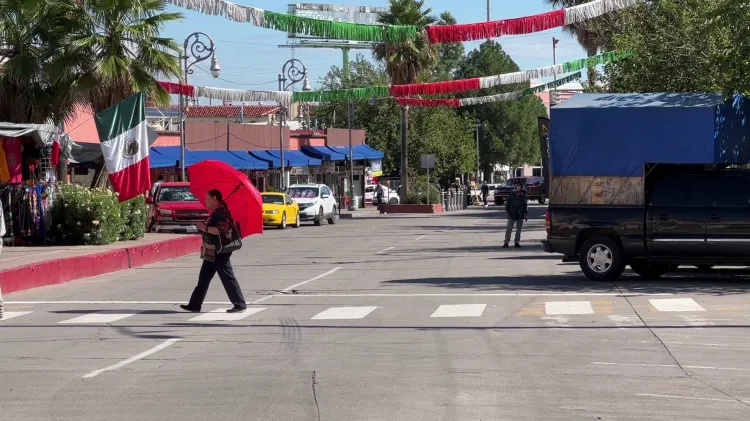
[292,51,630,101]
[3,137,23,183]
[425,0,641,44]
[194,87,292,107]
[0,138,10,183]
[164,0,417,42]
[395,72,582,108]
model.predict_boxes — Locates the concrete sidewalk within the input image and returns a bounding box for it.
[0,234,201,294]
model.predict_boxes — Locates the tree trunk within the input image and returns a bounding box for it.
[400,106,409,199]
[56,159,68,184]
[89,161,107,188]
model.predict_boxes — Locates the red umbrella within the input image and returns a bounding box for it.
[188,160,263,237]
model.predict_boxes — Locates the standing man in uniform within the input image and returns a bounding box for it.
[503,181,528,248]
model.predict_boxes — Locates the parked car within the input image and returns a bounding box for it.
[494,176,547,205]
[147,182,208,233]
[364,184,400,205]
[288,184,338,226]
[542,169,750,282]
[262,192,300,229]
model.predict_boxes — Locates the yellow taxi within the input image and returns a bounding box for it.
[261,192,300,229]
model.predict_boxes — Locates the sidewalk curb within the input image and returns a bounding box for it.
[0,235,202,294]
[340,210,381,219]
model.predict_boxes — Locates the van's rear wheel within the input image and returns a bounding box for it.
[579,236,625,282]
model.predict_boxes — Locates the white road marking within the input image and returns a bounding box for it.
[545,301,594,315]
[415,235,427,241]
[430,304,486,318]
[608,315,642,326]
[311,306,378,320]
[58,311,141,324]
[188,308,265,322]
[679,315,713,326]
[649,298,705,312]
[592,362,750,371]
[6,292,675,305]
[0,311,33,321]
[376,247,395,254]
[280,267,343,292]
[636,394,741,403]
[82,338,181,379]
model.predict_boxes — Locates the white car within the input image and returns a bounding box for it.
[287,184,338,226]
[364,184,400,205]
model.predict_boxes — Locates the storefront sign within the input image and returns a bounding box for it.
[290,166,309,176]
[322,161,336,174]
[370,159,382,176]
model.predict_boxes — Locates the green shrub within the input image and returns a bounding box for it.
[119,195,147,241]
[51,184,123,245]
[404,178,442,204]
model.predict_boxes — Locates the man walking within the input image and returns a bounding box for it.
[481,182,490,207]
[503,181,527,248]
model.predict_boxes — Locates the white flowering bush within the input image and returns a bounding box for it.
[51,184,124,245]
[120,195,147,241]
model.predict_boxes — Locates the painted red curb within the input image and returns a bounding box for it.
[0,235,202,294]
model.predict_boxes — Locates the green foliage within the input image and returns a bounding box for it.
[405,175,442,204]
[433,12,464,80]
[712,0,750,95]
[603,0,728,93]
[119,195,147,241]
[456,41,548,173]
[52,184,123,245]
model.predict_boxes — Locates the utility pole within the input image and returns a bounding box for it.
[552,37,560,106]
[400,106,409,199]
[487,0,491,21]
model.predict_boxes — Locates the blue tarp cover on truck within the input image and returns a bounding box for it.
[549,93,750,177]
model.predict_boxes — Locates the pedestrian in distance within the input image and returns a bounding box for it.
[503,181,528,248]
[481,182,490,207]
[0,202,5,319]
[181,189,247,314]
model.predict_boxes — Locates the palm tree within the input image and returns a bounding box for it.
[0,0,82,124]
[67,0,182,186]
[374,0,438,198]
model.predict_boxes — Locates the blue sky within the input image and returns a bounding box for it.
[162,0,586,94]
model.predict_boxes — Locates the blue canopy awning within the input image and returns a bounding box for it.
[150,147,269,170]
[327,144,384,160]
[264,150,322,167]
[150,147,180,168]
[249,150,282,167]
[188,150,268,170]
[301,145,346,161]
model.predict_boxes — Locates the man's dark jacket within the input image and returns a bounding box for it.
[505,190,527,220]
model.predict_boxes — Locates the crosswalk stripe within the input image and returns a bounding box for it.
[430,304,486,318]
[649,298,706,312]
[57,311,141,324]
[188,308,265,322]
[545,301,595,315]
[311,306,378,320]
[608,315,641,326]
[0,311,33,321]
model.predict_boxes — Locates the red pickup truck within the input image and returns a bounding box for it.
[147,182,208,233]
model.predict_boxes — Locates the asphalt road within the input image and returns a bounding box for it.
[3,205,750,421]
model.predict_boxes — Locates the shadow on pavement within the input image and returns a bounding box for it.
[381,271,750,295]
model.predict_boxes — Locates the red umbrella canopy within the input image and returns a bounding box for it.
[188,160,263,237]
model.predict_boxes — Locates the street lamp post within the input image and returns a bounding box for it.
[475,121,483,183]
[277,59,308,191]
[180,32,220,180]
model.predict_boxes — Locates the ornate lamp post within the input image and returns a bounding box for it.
[276,59,307,190]
[179,32,220,180]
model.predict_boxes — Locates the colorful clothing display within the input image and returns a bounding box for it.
[3,137,23,183]
[0,139,10,183]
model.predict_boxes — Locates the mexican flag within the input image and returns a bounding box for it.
[94,92,151,202]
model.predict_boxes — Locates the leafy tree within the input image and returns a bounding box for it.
[602,0,728,93]
[374,0,438,197]
[712,0,750,95]
[433,11,464,81]
[315,55,475,178]
[456,41,547,178]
